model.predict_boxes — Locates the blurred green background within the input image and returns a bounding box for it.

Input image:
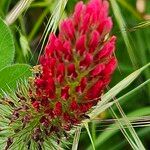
[0,0,150,149]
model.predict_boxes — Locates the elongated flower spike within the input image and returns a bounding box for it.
[31,0,117,131]
[0,0,117,148]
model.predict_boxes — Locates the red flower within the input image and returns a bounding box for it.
[70,99,78,111]
[32,101,39,111]
[53,102,62,116]
[31,0,117,132]
[61,86,70,100]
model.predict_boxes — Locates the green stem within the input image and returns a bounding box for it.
[91,122,96,144]
[30,1,52,8]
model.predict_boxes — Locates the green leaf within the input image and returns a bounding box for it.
[0,17,15,70]
[0,64,32,95]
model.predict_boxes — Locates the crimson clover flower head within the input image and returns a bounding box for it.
[31,0,117,133]
[0,1,118,148]
[0,1,118,149]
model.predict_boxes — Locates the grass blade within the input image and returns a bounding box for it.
[114,79,150,107]
[110,108,140,150]
[88,63,150,120]
[111,100,145,150]
[71,127,81,150]
[84,123,95,150]
[5,0,34,25]
[110,0,138,68]
[37,0,68,63]
[87,107,150,150]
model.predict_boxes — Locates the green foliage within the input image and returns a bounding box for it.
[87,107,150,150]
[110,0,138,68]
[5,0,34,25]
[0,64,32,96]
[85,123,96,150]
[39,0,68,61]
[0,0,150,149]
[0,0,11,16]
[19,33,30,57]
[88,63,150,120]
[72,127,81,150]
[0,17,15,71]
[0,17,32,96]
